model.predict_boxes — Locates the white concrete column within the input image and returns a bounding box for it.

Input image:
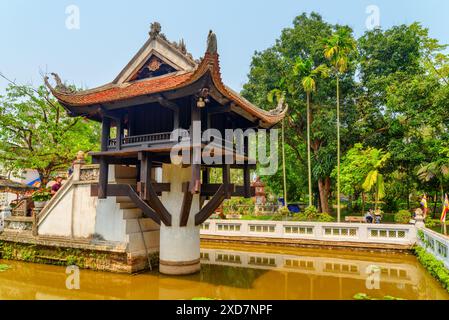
[159,164,201,275]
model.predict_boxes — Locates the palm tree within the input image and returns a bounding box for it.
[293,58,329,207]
[362,150,390,211]
[417,159,449,199]
[323,28,356,222]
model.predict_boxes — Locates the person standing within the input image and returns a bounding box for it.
[420,194,428,219]
[51,177,63,196]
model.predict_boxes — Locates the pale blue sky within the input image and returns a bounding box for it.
[1,0,448,93]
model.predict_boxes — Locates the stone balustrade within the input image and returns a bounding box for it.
[201,219,417,247]
[417,227,449,268]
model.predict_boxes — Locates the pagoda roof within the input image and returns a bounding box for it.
[45,24,287,128]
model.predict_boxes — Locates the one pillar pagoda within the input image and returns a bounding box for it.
[46,22,286,275]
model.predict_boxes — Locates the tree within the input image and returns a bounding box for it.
[242,13,357,214]
[417,149,449,198]
[0,82,100,184]
[335,143,389,213]
[323,27,357,222]
[293,58,329,207]
[361,148,390,211]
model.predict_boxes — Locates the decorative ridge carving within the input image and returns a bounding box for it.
[44,73,76,94]
[207,30,217,54]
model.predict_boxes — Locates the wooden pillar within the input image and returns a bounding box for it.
[116,116,123,151]
[243,136,251,198]
[98,156,109,199]
[139,152,152,201]
[190,101,201,194]
[101,117,111,152]
[223,164,231,199]
[173,109,180,130]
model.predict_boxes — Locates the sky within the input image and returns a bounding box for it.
[0,0,448,93]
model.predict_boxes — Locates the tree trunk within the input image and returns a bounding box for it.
[38,171,50,188]
[336,75,341,222]
[361,191,366,214]
[318,177,331,214]
[306,92,313,207]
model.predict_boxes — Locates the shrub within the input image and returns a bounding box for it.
[277,206,290,216]
[414,246,449,291]
[317,213,335,222]
[425,217,438,229]
[271,213,285,221]
[292,207,335,222]
[394,210,412,224]
[294,206,319,221]
[31,188,52,202]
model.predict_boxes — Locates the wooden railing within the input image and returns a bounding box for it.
[108,131,190,149]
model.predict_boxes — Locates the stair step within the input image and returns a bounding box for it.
[127,230,160,252]
[119,202,137,209]
[125,218,159,233]
[116,196,131,202]
[122,208,142,219]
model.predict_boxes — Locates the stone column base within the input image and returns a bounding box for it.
[159,258,201,275]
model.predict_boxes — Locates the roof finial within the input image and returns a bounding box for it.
[207,30,217,54]
[149,21,162,39]
[44,73,75,94]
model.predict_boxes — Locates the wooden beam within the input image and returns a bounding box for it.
[145,181,172,226]
[180,182,193,227]
[156,95,179,112]
[199,184,255,197]
[91,184,162,225]
[93,158,138,166]
[207,104,231,115]
[195,184,226,225]
[98,157,108,199]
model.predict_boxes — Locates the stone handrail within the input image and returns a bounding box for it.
[417,227,449,268]
[201,219,417,246]
[37,163,99,226]
[36,174,74,226]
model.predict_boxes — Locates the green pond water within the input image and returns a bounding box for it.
[0,243,448,300]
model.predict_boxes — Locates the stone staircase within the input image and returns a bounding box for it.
[110,166,160,265]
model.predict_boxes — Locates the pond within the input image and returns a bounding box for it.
[0,243,447,300]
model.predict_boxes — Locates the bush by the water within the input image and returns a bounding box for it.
[414,246,449,291]
[394,210,412,224]
[292,206,335,222]
[317,213,335,222]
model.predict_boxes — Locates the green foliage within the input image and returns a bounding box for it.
[277,206,291,216]
[0,264,10,272]
[353,293,405,300]
[425,217,439,229]
[317,212,335,222]
[394,210,412,224]
[223,197,254,215]
[31,188,52,202]
[292,205,334,222]
[0,83,100,183]
[414,246,449,291]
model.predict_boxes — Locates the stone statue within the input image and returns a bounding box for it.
[149,21,162,39]
[207,30,217,54]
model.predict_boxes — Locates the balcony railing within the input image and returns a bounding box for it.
[108,131,190,149]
